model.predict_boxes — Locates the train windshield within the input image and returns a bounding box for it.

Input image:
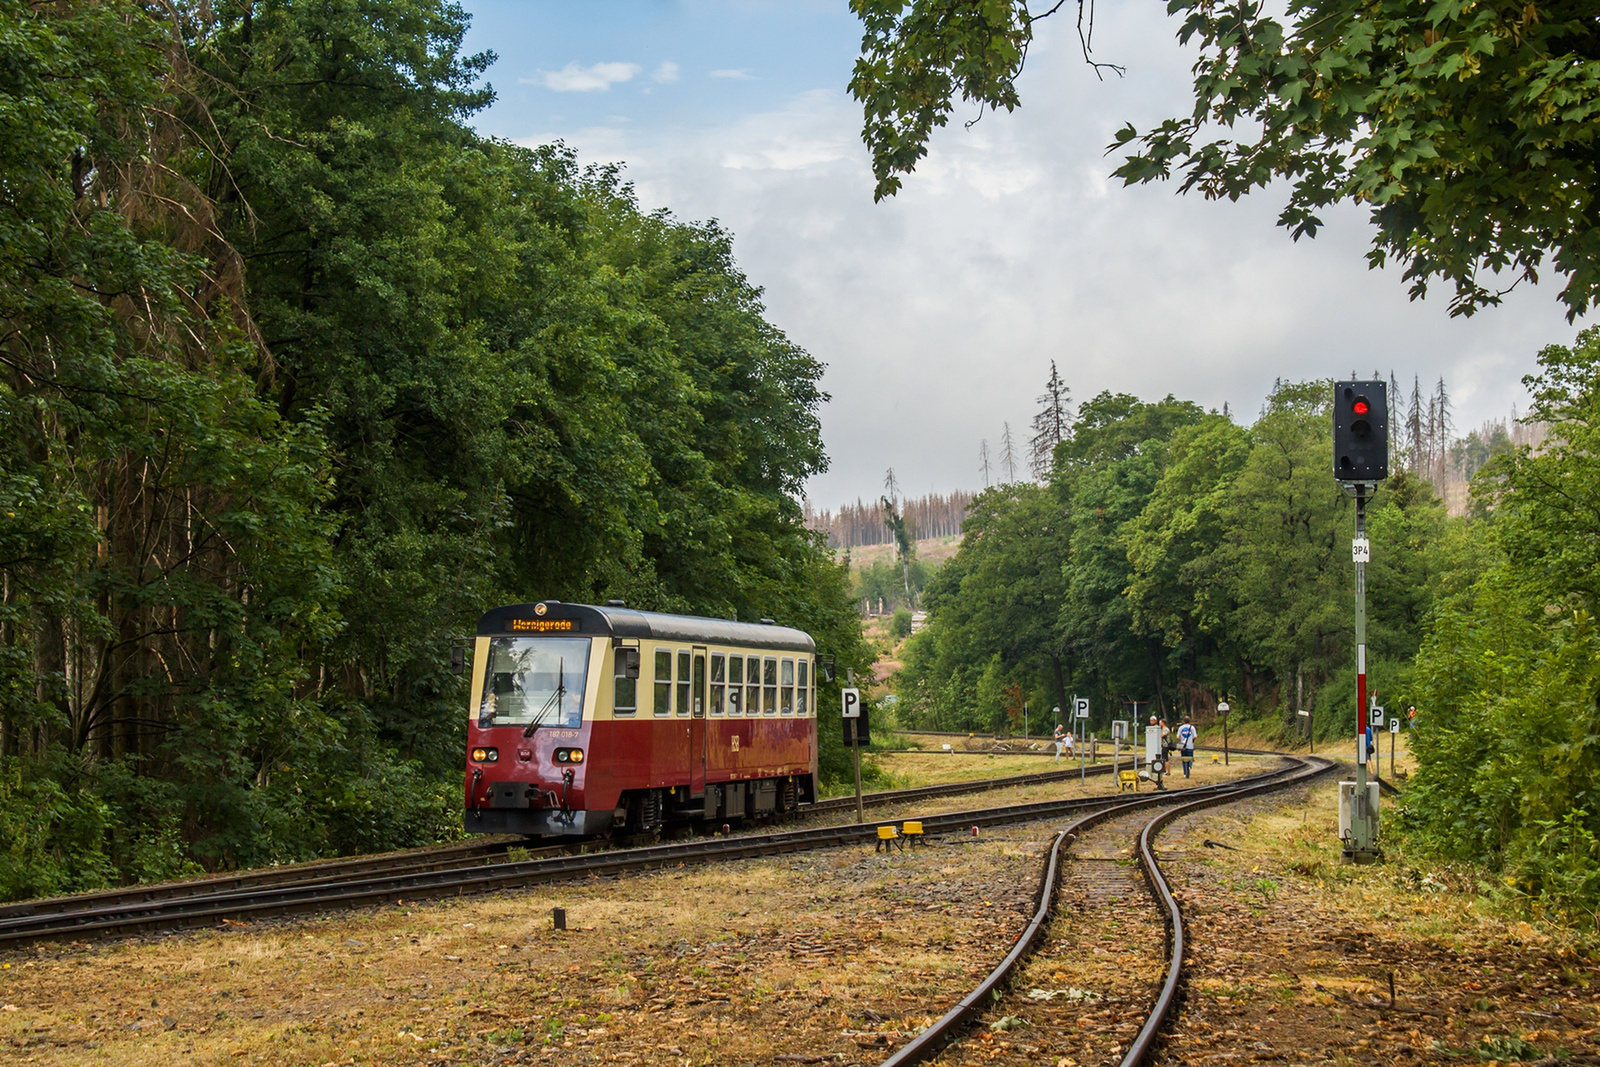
[477,637,590,729]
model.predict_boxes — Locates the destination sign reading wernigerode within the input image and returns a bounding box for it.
[509,618,576,632]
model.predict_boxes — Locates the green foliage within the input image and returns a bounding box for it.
[896,382,1451,746]
[0,0,867,895]
[890,608,914,639]
[1402,330,1600,930]
[850,1,1600,318]
[0,759,117,900]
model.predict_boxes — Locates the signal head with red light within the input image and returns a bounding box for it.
[1333,380,1389,482]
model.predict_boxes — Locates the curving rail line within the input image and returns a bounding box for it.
[876,754,1336,1067]
[0,757,1143,931]
[0,755,1251,952]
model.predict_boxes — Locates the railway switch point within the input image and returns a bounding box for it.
[901,820,924,846]
[875,825,903,852]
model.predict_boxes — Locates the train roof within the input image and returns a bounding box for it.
[476,602,816,654]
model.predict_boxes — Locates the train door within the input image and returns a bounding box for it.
[690,648,707,795]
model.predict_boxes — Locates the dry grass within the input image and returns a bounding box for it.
[2,824,1056,1066]
[1149,782,1600,1065]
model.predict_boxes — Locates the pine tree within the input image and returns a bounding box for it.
[979,439,992,488]
[1409,376,1425,477]
[1000,422,1018,482]
[1029,361,1072,479]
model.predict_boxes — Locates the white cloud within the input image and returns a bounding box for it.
[531,61,641,93]
[499,13,1581,505]
[653,61,680,83]
[710,68,755,80]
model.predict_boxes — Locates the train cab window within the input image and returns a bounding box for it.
[710,653,726,715]
[780,658,795,714]
[613,647,639,714]
[477,637,590,729]
[763,657,778,715]
[746,656,760,719]
[727,655,744,715]
[653,650,671,716]
[796,660,808,716]
[676,650,691,716]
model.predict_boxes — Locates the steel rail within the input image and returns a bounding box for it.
[1,757,1150,926]
[807,755,1135,815]
[0,761,1273,950]
[875,756,1333,1067]
[1117,755,1337,1067]
[0,839,517,922]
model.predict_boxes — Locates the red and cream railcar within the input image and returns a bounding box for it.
[463,601,819,838]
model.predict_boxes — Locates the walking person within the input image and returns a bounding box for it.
[1176,717,1198,778]
[1053,721,1066,762]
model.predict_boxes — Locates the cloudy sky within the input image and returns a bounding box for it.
[458,0,1582,507]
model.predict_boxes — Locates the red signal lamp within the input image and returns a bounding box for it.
[1352,398,1370,415]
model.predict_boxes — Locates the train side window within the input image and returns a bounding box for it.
[727,655,743,715]
[780,658,794,714]
[614,648,639,714]
[653,650,671,716]
[796,660,808,716]
[676,650,691,716]
[710,653,726,715]
[763,657,778,715]
[746,656,760,720]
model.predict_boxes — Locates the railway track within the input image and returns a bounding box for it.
[0,756,1141,932]
[0,755,1251,951]
[876,754,1336,1067]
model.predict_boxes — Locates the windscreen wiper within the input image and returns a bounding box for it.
[523,658,565,737]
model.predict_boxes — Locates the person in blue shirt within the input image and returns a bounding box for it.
[1176,717,1198,778]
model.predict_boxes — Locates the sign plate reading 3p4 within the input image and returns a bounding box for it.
[841,688,861,719]
[1352,537,1371,563]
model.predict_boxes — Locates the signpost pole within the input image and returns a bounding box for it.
[842,681,864,824]
[1347,486,1379,862]
[1332,380,1388,864]
[852,732,863,824]
[1073,697,1090,782]
[1218,701,1230,766]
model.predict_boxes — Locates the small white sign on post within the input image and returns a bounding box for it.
[841,688,861,719]
[1352,537,1371,563]
[1074,697,1090,719]
[1389,718,1400,734]
[1111,720,1128,741]
[1371,706,1385,727]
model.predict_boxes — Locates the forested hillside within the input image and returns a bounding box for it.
[896,354,1600,927]
[0,1,868,900]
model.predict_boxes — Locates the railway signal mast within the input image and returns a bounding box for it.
[1333,380,1388,863]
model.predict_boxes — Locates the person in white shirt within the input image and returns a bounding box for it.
[1176,717,1199,778]
[1053,722,1066,762]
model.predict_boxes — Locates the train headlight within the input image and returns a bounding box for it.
[471,747,499,763]
[554,747,584,764]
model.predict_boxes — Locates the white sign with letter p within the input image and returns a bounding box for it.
[841,688,861,719]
